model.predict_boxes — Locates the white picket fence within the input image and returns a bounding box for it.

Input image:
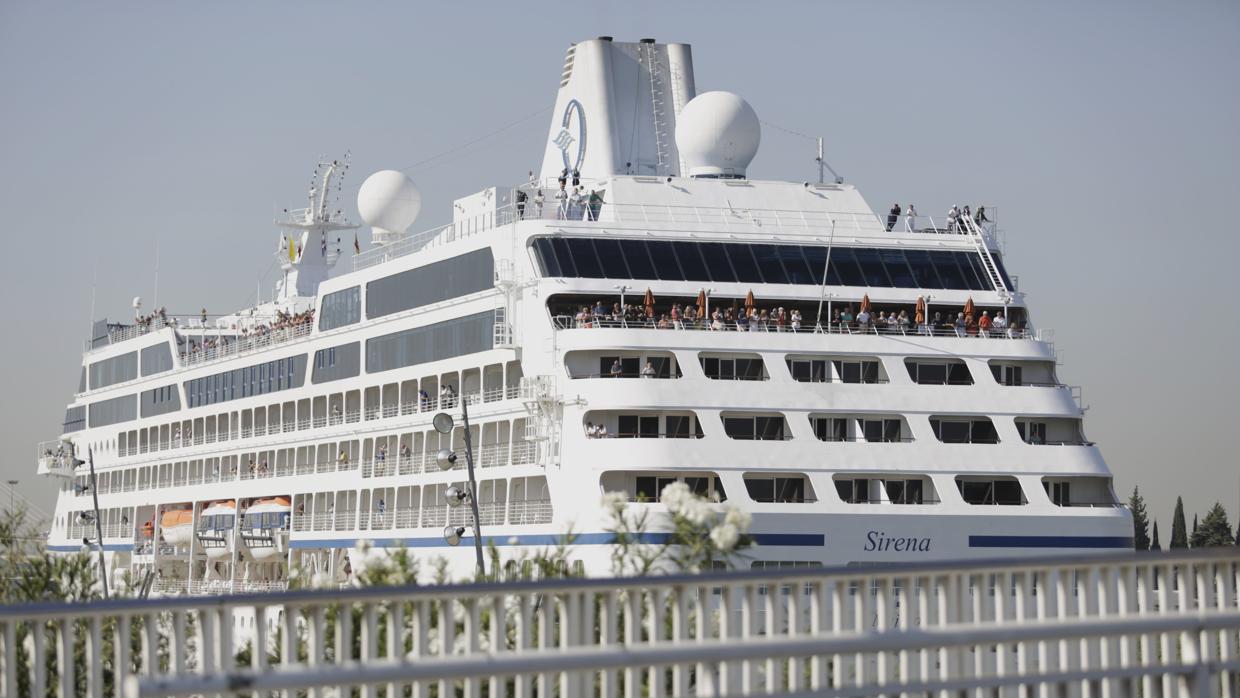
[1,549,1238,697]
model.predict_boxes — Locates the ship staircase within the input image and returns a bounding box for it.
[519,375,560,467]
[961,213,1010,300]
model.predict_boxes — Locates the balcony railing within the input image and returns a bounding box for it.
[553,315,1041,341]
[179,322,313,368]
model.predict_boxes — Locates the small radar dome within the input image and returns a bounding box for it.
[357,170,421,246]
[674,91,761,179]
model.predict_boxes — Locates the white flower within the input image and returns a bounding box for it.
[680,497,713,527]
[601,491,627,513]
[660,481,692,514]
[358,539,373,553]
[710,522,740,552]
[724,507,752,532]
[311,572,334,589]
[507,536,520,546]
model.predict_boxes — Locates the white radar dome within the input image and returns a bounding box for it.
[357,170,421,245]
[674,91,761,179]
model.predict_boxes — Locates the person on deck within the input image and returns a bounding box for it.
[887,203,901,232]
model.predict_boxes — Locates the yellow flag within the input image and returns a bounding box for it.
[288,236,296,262]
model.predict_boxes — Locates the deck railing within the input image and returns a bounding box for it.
[0,549,1236,697]
[553,314,1043,340]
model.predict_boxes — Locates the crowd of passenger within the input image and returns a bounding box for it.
[564,299,1027,338]
[134,306,170,330]
[179,309,315,361]
[515,169,605,222]
[885,203,991,233]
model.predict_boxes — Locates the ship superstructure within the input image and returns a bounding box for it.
[37,37,1130,593]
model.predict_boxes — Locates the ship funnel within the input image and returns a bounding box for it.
[357,170,421,246]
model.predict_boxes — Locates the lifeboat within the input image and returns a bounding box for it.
[242,497,291,561]
[198,500,236,560]
[161,509,194,546]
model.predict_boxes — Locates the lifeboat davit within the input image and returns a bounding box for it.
[161,509,194,545]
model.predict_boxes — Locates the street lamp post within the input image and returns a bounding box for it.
[434,396,486,579]
[4,480,16,513]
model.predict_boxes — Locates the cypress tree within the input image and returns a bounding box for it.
[1190,503,1235,548]
[1151,521,1161,551]
[1170,497,1188,549]
[1127,486,1151,550]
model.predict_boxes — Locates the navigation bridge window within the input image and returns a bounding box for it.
[530,237,1009,291]
[956,477,1025,505]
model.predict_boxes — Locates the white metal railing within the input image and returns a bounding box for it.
[553,313,1043,341]
[178,321,312,368]
[0,550,1236,698]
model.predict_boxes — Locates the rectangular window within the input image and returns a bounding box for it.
[365,311,495,373]
[320,285,361,331]
[365,249,494,319]
[701,357,764,380]
[813,417,847,442]
[907,361,972,385]
[834,360,881,384]
[957,479,1024,505]
[835,478,872,504]
[1044,481,1071,506]
[885,479,924,504]
[745,476,809,503]
[788,359,828,382]
[88,351,138,390]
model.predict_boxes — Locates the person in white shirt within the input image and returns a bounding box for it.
[597,424,609,438]
[905,203,918,232]
[947,205,961,233]
[532,190,544,218]
[555,185,568,219]
[790,309,802,331]
[641,361,657,378]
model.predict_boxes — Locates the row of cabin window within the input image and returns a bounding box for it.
[530,237,1010,291]
[613,414,1051,445]
[631,473,1051,506]
[185,356,303,408]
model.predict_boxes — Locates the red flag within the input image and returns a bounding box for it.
[353,232,360,255]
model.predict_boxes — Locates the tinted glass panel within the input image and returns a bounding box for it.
[672,241,709,280]
[698,242,737,283]
[366,311,495,373]
[533,238,561,276]
[830,248,866,286]
[566,238,603,278]
[801,246,833,285]
[853,248,891,287]
[620,240,657,280]
[904,250,943,289]
[880,249,916,287]
[320,286,361,330]
[751,245,786,283]
[725,244,763,283]
[645,240,681,280]
[366,249,494,319]
[953,252,987,291]
[593,238,630,279]
[550,238,576,277]
[777,246,814,284]
[932,253,967,289]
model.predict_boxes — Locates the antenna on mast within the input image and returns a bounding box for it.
[815,136,845,184]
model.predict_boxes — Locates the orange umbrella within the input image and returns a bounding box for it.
[860,294,872,314]
[915,296,926,325]
[695,289,706,315]
[643,288,655,318]
[963,297,975,323]
[744,290,755,312]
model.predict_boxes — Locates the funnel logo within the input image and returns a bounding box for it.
[554,99,587,172]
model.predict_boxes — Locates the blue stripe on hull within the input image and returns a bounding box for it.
[969,535,1133,549]
[290,532,825,549]
[48,543,133,552]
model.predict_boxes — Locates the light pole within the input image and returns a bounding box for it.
[433,396,486,579]
[5,480,16,513]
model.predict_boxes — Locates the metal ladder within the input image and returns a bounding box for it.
[962,213,1009,296]
[645,43,672,176]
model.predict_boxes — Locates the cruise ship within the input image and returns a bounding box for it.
[37,37,1131,593]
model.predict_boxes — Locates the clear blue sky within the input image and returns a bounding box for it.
[2,1,1237,534]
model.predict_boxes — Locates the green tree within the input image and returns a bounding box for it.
[1128,486,1151,550]
[1192,514,1199,542]
[1170,497,1189,549]
[1189,503,1235,548]
[1151,521,1161,551]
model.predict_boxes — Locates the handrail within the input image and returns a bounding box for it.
[553,314,1043,341]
